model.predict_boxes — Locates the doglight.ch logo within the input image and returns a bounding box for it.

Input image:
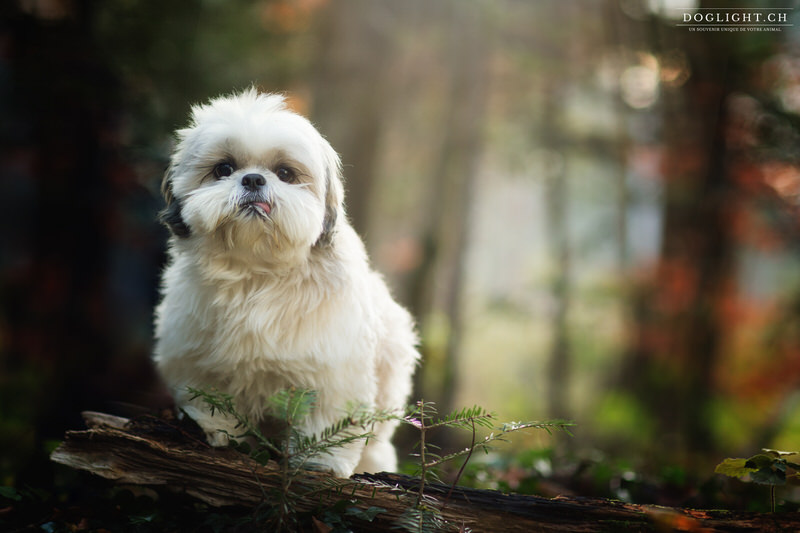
[678,7,793,32]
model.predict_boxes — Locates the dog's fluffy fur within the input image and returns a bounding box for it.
[153,89,419,477]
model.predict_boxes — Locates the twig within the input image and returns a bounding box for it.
[443,418,477,510]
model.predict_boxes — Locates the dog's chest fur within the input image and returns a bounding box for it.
[155,244,380,396]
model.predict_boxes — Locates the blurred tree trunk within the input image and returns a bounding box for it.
[603,0,631,273]
[540,2,587,424]
[309,0,394,236]
[621,21,735,461]
[541,81,572,422]
[309,0,493,417]
[1,1,123,484]
[407,2,491,415]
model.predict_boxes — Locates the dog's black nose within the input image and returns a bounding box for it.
[241,173,266,190]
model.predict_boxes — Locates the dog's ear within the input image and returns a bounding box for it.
[314,141,344,248]
[159,165,191,238]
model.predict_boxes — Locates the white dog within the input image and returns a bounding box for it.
[153,88,419,477]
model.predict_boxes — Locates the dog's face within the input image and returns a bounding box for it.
[161,90,343,257]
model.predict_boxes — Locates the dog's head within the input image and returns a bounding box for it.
[161,89,344,257]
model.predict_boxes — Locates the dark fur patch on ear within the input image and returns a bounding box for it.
[314,203,338,248]
[313,166,340,248]
[160,168,191,238]
[160,199,191,238]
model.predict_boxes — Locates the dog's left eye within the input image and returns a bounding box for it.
[275,166,295,183]
[213,162,235,179]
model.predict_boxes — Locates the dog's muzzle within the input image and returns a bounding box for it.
[239,173,272,215]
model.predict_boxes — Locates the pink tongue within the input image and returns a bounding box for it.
[255,202,271,214]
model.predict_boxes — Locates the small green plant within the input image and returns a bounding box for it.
[188,387,394,531]
[398,399,574,532]
[715,449,800,512]
[189,389,574,532]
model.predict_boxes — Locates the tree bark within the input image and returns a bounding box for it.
[619,9,738,463]
[51,412,800,532]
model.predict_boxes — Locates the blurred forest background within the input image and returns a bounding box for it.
[3,0,800,505]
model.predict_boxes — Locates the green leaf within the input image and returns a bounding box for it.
[129,513,157,524]
[345,506,385,522]
[252,449,271,466]
[0,486,22,501]
[234,440,252,455]
[750,466,786,486]
[717,453,791,485]
[715,458,757,479]
[762,449,800,469]
[745,454,777,471]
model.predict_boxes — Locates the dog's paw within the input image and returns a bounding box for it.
[205,430,231,447]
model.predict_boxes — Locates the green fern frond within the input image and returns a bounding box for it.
[269,388,317,424]
[425,405,496,431]
[187,387,261,441]
[187,387,237,419]
[499,419,576,436]
[293,431,372,467]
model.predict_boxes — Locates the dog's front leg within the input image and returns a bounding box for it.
[293,408,368,478]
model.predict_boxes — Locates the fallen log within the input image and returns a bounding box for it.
[51,412,800,532]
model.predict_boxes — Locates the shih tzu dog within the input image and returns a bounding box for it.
[153,88,419,477]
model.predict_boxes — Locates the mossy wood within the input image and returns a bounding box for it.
[51,412,800,532]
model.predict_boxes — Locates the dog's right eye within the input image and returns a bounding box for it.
[213,162,235,179]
